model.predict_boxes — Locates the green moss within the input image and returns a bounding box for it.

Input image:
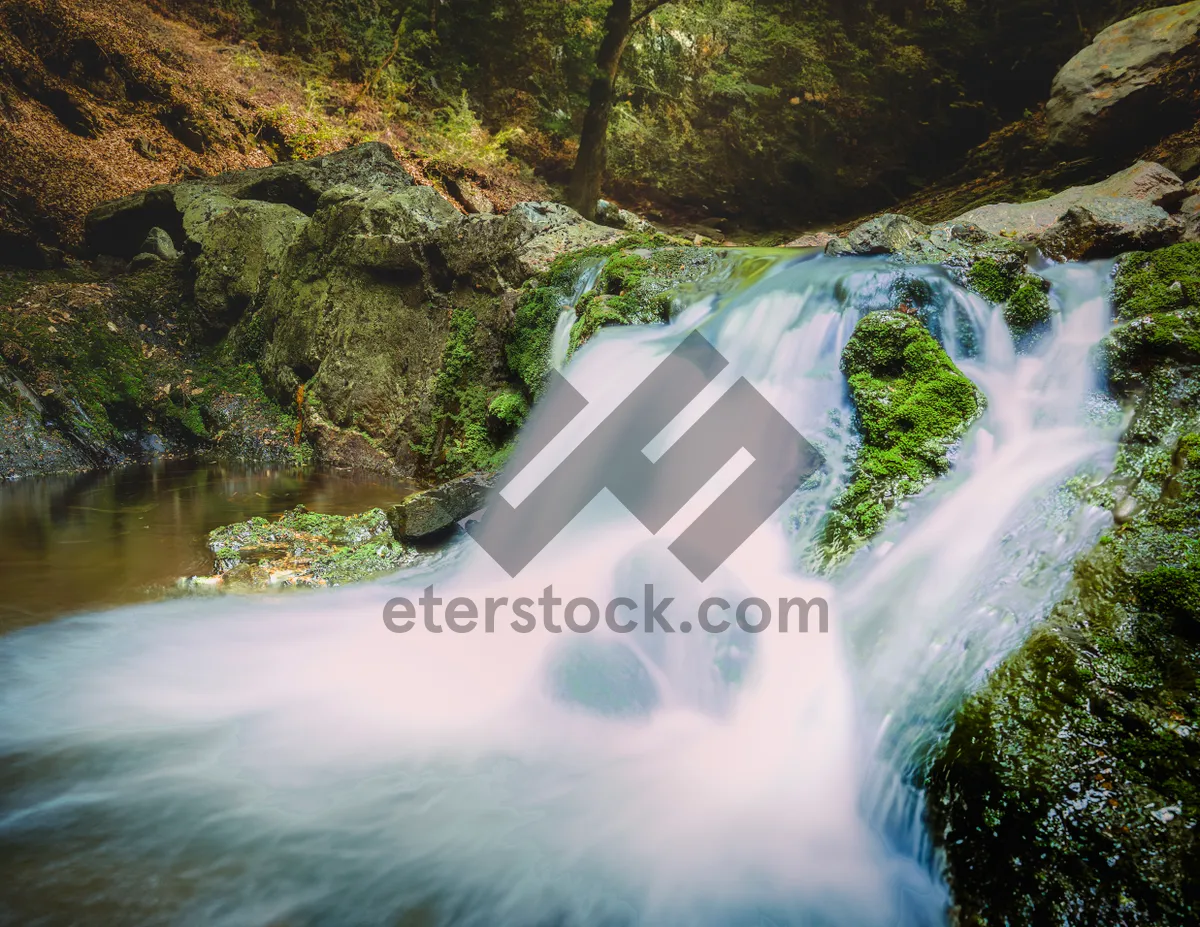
[508,284,564,395]
[506,235,717,394]
[928,425,1200,925]
[965,256,1017,304]
[414,308,512,479]
[966,257,1051,333]
[1004,280,1052,331]
[198,505,416,589]
[1113,242,1200,321]
[819,310,983,564]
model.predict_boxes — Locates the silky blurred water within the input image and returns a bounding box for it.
[0,251,1120,926]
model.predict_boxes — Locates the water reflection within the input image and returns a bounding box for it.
[0,460,416,630]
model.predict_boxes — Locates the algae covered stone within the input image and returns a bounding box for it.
[966,256,1052,334]
[928,428,1200,926]
[197,504,418,589]
[819,310,984,564]
[1104,242,1200,390]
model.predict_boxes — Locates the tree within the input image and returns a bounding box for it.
[565,0,674,220]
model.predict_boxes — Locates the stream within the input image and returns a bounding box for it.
[0,250,1121,926]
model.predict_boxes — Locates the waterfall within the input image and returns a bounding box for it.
[0,251,1120,926]
[550,257,608,370]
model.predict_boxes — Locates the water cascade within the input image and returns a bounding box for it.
[0,251,1120,926]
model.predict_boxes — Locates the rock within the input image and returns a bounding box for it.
[139,227,178,260]
[197,505,418,589]
[1046,2,1200,153]
[387,473,494,540]
[192,200,309,328]
[0,361,93,479]
[595,199,656,234]
[508,244,730,394]
[1164,145,1200,182]
[816,310,984,566]
[1181,192,1200,241]
[1036,197,1183,261]
[784,231,835,249]
[84,142,414,258]
[501,202,622,276]
[78,147,655,482]
[965,256,1053,333]
[1102,242,1200,391]
[129,252,162,271]
[824,214,931,256]
[953,161,1186,244]
[927,387,1200,926]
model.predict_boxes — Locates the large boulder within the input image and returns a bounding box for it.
[953,161,1186,243]
[1036,196,1183,261]
[192,200,309,329]
[386,473,494,540]
[1046,2,1200,153]
[83,142,414,259]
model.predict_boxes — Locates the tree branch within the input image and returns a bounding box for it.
[631,0,672,25]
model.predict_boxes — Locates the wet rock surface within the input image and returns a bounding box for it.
[387,472,494,540]
[928,241,1200,926]
[188,504,420,590]
[817,309,984,566]
[951,161,1187,244]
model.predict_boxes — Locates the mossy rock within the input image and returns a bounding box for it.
[0,263,307,476]
[195,504,419,589]
[1103,243,1200,393]
[818,310,984,565]
[507,235,727,395]
[966,256,1053,334]
[928,423,1200,926]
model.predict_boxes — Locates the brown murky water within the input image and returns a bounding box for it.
[0,460,416,631]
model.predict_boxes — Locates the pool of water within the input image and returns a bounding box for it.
[0,461,417,631]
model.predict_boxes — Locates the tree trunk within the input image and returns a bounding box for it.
[566,0,634,221]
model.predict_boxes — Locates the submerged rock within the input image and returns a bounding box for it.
[193,504,418,589]
[1046,2,1200,153]
[817,310,984,565]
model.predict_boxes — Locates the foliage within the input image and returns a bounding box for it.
[413,307,511,479]
[178,0,1147,225]
[417,91,523,174]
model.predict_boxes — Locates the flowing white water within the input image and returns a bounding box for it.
[0,252,1120,926]
[550,258,607,370]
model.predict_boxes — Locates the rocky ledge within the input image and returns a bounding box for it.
[927,242,1200,926]
[2,142,729,483]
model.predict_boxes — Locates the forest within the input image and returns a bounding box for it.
[160,0,1157,224]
